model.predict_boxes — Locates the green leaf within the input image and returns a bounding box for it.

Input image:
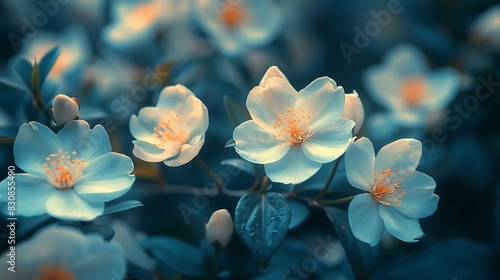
[221,158,257,177]
[324,207,379,280]
[142,236,206,277]
[234,192,291,268]
[101,200,143,216]
[31,59,40,94]
[223,95,250,127]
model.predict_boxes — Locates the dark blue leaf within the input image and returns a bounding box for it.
[223,95,250,127]
[234,192,291,268]
[0,79,29,95]
[324,207,379,280]
[12,57,33,88]
[38,45,61,86]
[221,158,257,177]
[102,200,143,216]
[81,225,115,241]
[142,236,206,277]
[287,198,310,230]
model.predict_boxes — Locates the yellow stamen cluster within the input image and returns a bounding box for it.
[152,114,189,147]
[221,4,244,27]
[371,168,407,206]
[273,107,314,145]
[401,77,426,107]
[44,148,87,190]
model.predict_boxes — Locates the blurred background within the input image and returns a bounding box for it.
[0,0,499,279]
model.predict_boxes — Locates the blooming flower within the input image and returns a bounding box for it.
[363,44,459,127]
[192,0,283,56]
[51,94,80,126]
[345,137,439,246]
[0,225,126,279]
[0,120,135,221]
[233,66,355,184]
[129,84,209,166]
[206,209,234,248]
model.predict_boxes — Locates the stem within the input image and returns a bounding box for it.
[260,175,270,193]
[316,157,342,200]
[317,195,356,206]
[194,156,223,190]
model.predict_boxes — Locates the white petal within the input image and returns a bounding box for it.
[348,193,384,247]
[183,95,209,138]
[129,114,155,142]
[163,135,206,167]
[264,146,322,184]
[345,137,375,191]
[379,206,424,243]
[301,117,354,163]
[423,68,460,110]
[52,94,80,126]
[234,120,289,164]
[342,91,365,134]
[14,122,62,178]
[375,138,422,175]
[383,44,428,76]
[258,66,289,87]
[75,153,135,202]
[132,139,182,162]
[363,66,403,110]
[247,77,298,130]
[73,240,126,280]
[57,120,111,162]
[396,171,439,219]
[0,174,55,217]
[45,190,104,221]
[156,84,194,111]
[297,77,346,131]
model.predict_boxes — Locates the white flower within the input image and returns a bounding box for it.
[51,94,80,126]
[129,84,209,166]
[0,225,126,279]
[206,209,234,248]
[233,66,355,184]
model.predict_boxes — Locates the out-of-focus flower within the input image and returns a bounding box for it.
[102,0,187,50]
[206,209,234,248]
[51,94,80,126]
[0,121,135,221]
[470,5,500,50]
[345,137,439,246]
[233,66,354,184]
[364,44,459,127]
[129,84,208,166]
[192,0,283,56]
[342,91,364,135]
[0,225,126,279]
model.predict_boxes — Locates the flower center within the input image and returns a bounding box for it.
[44,149,87,190]
[273,107,314,146]
[152,114,189,147]
[37,266,74,280]
[370,168,407,206]
[130,2,158,29]
[401,77,426,107]
[220,3,244,27]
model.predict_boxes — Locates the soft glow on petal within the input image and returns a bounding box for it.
[345,137,376,191]
[45,190,104,221]
[264,146,322,184]
[379,206,424,243]
[375,138,422,176]
[348,194,385,247]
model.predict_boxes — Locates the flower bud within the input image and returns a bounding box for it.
[342,90,364,135]
[206,209,234,248]
[51,94,80,126]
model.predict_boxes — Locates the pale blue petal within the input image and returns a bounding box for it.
[345,137,375,191]
[14,122,62,178]
[301,118,354,163]
[57,120,111,163]
[259,66,289,87]
[75,153,135,203]
[348,193,384,247]
[182,95,209,138]
[383,44,428,77]
[363,66,402,110]
[129,114,155,142]
[73,239,126,279]
[45,190,104,221]
[297,77,345,131]
[132,139,182,162]
[237,0,283,46]
[246,77,297,130]
[156,84,194,111]
[163,135,205,167]
[0,174,55,217]
[397,171,439,219]
[264,146,322,184]
[379,206,424,243]
[423,68,460,110]
[234,120,289,164]
[375,139,422,176]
